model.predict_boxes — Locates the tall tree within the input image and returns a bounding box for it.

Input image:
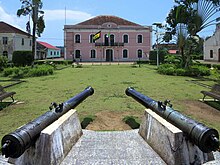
[17,0,45,60]
[165,0,220,68]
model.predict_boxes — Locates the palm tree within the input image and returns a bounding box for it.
[17,0,45,60]
[166,0,220,68]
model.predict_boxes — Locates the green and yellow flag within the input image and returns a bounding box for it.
[93,31,101,41]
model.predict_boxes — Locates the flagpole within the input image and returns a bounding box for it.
[65,6,66,25]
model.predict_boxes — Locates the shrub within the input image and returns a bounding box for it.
[157,64,176,75]
[158,64,210,77]
[12,51,33,66]
[28,65,54,77]
[175,68,186,76]
[0,55,8,71]
[2,65,54,78]
[186,65,210,76]
[213,64,220,70]
[164,54,181,65]
[3,67,20,77]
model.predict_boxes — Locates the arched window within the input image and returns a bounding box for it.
[123,49,128,58]
[123,34,128,43]
[137,49,143,58]
[137,34,143,43]
[75,50,81,58]
[90,34,95,43]
[75,34,81,43]
[91,49,96,58]
[210,50,213,58]
[110,34,114,46]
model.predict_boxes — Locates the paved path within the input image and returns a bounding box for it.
[1,129,219,164]
[61,129,166,165]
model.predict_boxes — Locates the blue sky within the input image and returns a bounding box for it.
[0,0,217,46]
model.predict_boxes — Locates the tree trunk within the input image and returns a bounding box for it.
[32,23,36,60]
[32,0,38,62]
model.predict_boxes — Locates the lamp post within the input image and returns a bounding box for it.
[153,23,162,67]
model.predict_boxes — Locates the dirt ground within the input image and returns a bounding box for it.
[85,101,220,131]
[86,111,133,131]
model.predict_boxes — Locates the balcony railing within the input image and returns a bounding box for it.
[95,42,124,47]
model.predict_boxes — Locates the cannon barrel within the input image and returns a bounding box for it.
[1,86,94,158]
[125,87,220,153]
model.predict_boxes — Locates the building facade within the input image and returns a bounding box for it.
[0,22,32,61]
[204,23,220,62]
[64,15,152,62]
[36,41,61,59]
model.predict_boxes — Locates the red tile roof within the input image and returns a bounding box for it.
[37,41,60,50]
[77,15,141,26]
[0,21,31,36]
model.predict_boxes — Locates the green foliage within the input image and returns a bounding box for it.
[187,65,211,77]
[122,116,140,129]
[158,64,210,76]
[164,55,182,65]
[0,55,8,70]
[12,51,33,66]
[2,65,54,78]
[149,50,167,64]
[158,64,177,75]
[212,64,220,70]
[28,65,53,77]
[81,115,96,129]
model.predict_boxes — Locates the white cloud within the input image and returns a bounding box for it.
[44,9,93,22]
[0,5,27,30]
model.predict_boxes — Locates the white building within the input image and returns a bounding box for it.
[0,22,32,61]
[204,23,220,62]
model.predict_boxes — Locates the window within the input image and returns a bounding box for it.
[54,51,56,55]
[104,34,109,46]
[210,50,213,58]
[3,37,8,45]
[137,49,143,58]
[123,34,128,43]
[3,51,8,57]
[110,34,114,46]
[123,49,128,58]
[91,49,96,58]
[75,50,81,58]
[90,34,95,43]
[30,40,32,46]
[137,35,143,43]
[50,51,53,55]
[22,38,24,45]
[75,34,81,43]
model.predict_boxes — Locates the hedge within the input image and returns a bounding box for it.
[12,51,34,66]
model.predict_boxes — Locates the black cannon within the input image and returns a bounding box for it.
[125,87,220,153]
[1,86,94,158]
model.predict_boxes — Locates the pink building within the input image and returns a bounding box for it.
[64,15,152,62]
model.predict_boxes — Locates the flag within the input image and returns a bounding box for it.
[93,31,101,41]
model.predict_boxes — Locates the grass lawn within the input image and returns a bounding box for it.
[0,64,219,140]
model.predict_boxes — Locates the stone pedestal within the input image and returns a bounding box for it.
[139,109,214,165]
[10,109,82,165]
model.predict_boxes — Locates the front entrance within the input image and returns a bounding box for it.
[106,49,113,62]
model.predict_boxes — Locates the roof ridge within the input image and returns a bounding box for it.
[76,15,142,26]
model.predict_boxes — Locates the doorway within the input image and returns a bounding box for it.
[106,49,113,62]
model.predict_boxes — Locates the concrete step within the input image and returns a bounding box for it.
[61,129,166,165]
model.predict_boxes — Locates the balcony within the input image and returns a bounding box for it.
[95,42,124,47]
